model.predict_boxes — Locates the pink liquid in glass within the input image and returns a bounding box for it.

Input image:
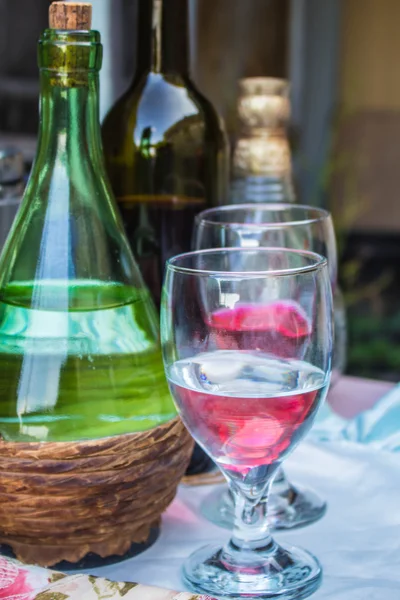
[207,301,312,358]
[169,367,321,475]
[168,303,325,477]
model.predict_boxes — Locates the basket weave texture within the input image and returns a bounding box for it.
[0,416,193,567]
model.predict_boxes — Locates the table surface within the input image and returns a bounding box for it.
[87,375,399,600]
[328,375,394,418]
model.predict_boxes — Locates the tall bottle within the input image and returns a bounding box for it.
[230,78,295,204]
[0,3,176,443]
[228,78,347,386]
[102,0,229,308]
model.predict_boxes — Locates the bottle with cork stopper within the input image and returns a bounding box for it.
[0,0,192,569]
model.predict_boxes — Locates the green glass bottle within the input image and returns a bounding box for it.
[102,0,229,308]
[0,9,176,443]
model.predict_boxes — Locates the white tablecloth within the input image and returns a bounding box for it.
[87,440,400,599]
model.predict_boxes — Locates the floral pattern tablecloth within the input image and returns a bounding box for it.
[0,555,214,600]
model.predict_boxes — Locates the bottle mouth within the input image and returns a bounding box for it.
[38,29,103,74]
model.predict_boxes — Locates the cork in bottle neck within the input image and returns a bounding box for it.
[40,3,101,86]
[49,2,92,30]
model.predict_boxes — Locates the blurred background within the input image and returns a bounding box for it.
[0,0,399,382]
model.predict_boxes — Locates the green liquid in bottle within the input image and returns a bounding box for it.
[0,280,175,442]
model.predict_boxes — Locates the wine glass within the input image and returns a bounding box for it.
[161,247,333,599]
[193,203,343,531]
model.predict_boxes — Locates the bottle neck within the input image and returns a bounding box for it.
[35,71,104,178]
[136,0,189,77]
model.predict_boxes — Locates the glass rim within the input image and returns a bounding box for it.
[195,203,331,229]
[166,247,328,278]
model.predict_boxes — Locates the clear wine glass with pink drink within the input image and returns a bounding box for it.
[193,203,345,531]
[161,247,332,599]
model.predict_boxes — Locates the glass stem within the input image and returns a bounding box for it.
[222,477,277,570]
[227,467,287,505]
[272,466,287,486]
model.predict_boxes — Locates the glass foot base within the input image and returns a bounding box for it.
[183,542,322,599]
[201,485,326,531]
[269,483,327,530]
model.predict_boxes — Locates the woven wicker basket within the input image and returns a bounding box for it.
[0,417,193,567]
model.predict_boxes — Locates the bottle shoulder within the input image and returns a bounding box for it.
[102,72,227,147]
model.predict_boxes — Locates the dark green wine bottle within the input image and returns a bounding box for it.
[102,0,227,475]
[0,20,176,443]
[102,0,229,308]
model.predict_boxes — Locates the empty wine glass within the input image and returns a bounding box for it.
[193,203,343,531]
[161,247,333,599]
